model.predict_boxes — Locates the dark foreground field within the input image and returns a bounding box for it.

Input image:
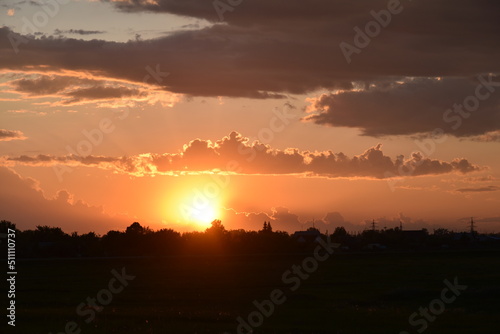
[11,250,500,333]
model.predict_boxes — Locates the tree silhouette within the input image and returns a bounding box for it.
[0,220,16,232]
[126,222,145,235]
[261,221,273,233]
[34,225,67,242]
[307,226,320,233]
[206,219,226,234]
[2,217,498,258]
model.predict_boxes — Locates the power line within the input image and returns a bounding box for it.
[469,217,476,234]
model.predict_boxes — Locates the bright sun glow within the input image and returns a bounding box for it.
[164,178,226,230]
[177,197,221,229]
[190,204,219,227]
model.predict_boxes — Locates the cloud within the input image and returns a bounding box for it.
[1,70,180,107]
[456,186,499,193]
[324,212,346,226]
[0,129,26,141]
[461,175,496,183]
[1,1,498,139]
[467,130,500,142]
[9,75,75,96]
[62,86,144,105]
[221,208,270,231]
[301,212,432,233]
[223,208,436,234]
[362,213,432,231]
[54,29,106,35]
[0,167,129,233]
[475,217,500,223]
[2,0,500,102]
[304,77,500,137]
[1,131,482,179]
[270,207,302,231]
[222,207,356,233]
[222,206,303,232]
[12,1,42,7]
[457,216,500,228]
[309,211,364,233]
[7,109,47,115]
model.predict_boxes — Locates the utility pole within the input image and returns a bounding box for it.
[371,219,377,231]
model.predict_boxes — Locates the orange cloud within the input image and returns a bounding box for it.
[468,131,500,142]
[1,132,482,179]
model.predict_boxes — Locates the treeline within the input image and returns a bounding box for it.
[1,220,499,258]
[0,220,296,258]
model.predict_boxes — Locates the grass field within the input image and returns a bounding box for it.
[11,250,500,333]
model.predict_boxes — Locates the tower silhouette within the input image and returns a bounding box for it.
[469,217,476,234]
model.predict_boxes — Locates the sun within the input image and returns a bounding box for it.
[175,194,222,229]
[165,179,226,230]
[190,204,219,227]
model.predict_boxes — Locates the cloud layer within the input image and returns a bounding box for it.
[2,1,499,137]
[2,0,500,96]
[1,132,481,179]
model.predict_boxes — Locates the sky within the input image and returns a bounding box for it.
[0,0,499,234]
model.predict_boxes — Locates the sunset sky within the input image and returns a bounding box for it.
[1,0,499,234]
